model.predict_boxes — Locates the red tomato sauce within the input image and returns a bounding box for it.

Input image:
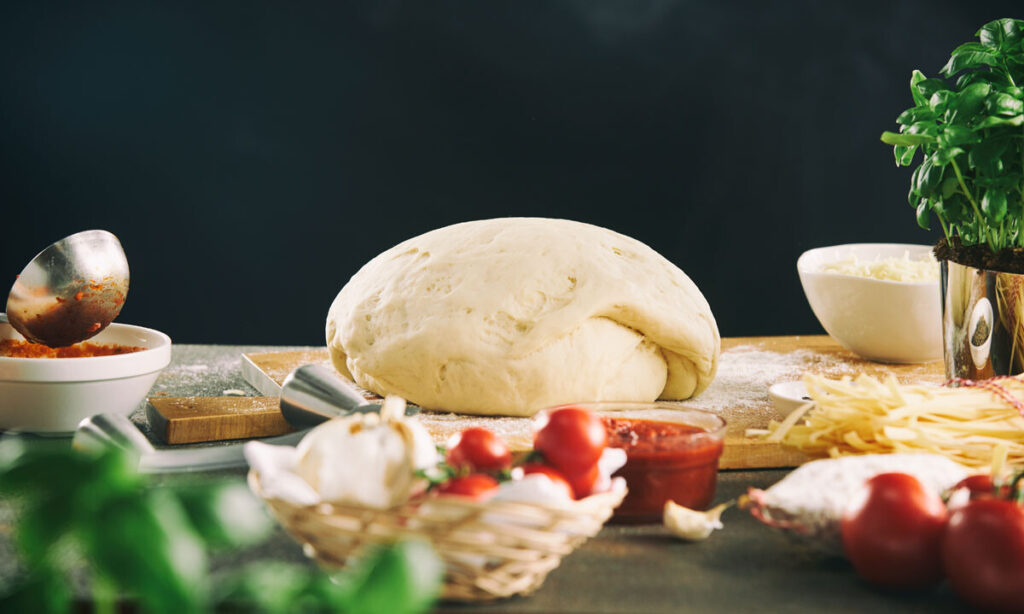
[0,339,145,358]
[602,416,724,522]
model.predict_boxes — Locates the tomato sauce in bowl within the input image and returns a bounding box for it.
[0,339,145,358]
[600,410,726,523]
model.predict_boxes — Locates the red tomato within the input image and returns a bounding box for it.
[943,498,1024,612]
[950,474,1010,502]
[436,474,499,500]
[952,474,995,497]
[521,464,574,500]
[563,463,600,500]
[446,427,512,472]
[840,473,947,588]
[533,406,607,475]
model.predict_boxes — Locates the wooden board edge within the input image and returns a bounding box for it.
[145,400,172,444]
[719,437,808,470]
[241,353,282,396]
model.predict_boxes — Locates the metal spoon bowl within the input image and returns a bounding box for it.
[5,230,130,347]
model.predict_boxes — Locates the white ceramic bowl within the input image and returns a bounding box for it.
[768,381,812,417]
[0,321,171,434]
[797,243,942,364]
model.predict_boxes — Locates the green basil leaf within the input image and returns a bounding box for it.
[974,174,1020,191]
[976,114,1024,128]
[910,69,928,107]
[881,131,935,146]
[948,82,992,124]
[988,92,1024,116]
[894,143,918,166]
[172,482,273,550]
[941,46,1000,76]
[956,69,1011,90]
[982,188,1008,223]
[909,166,923,204]
[933,146,965,166]
[930,90,954,114]
[82,491,209,614]
[939,124,981,147]
[216,563,332,614]
[14,495,78,567]
[978,18,1023,49]
[916,199,931,230]
[914,77,950,100]
[916,156,945,197]
[908,121,940,136]
[969,137,1010,175]
[0,569,72,614]
[896,106,937,125]
[342,541,442,614]
[1008,194,1024,219]
[935,193,969,225]
[941,175,960,199]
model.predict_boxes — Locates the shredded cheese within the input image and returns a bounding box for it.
[762,373,1024,469]
[819,252,939,282]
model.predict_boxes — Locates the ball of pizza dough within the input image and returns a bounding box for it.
[326,218,719,416]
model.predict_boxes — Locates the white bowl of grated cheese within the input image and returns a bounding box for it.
[797,243,941,363]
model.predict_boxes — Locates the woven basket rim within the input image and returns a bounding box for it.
[247,468,626,515]
[247,468,627,602]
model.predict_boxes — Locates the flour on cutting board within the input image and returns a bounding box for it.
[686,346,857,413]
[416,345,859,449]
[153,351,251,395]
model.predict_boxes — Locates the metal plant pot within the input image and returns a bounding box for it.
[941,259,1024,379]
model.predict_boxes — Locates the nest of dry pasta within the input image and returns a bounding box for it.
[248,470,626,602]
[755,373,1024,469]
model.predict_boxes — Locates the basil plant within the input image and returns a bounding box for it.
[882,18,1024,254]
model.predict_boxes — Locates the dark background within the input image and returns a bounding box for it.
[0,1,1016,345]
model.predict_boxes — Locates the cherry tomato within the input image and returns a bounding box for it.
[533,406,607,475]
[521,464,574,500]
[840,473,947,588]
[563,463,600,500]
[446,427,512,472]
[436,474,499,500]
[949,474,1010,502]
[943,498,1024,612]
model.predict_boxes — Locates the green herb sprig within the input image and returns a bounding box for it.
[881,18,1024,253]
[0,438,441,614]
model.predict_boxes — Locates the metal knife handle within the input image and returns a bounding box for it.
[137,429,308,473]
[73,413,156,457]
[279,364,376,429]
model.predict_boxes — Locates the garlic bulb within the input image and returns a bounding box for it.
[294,396,438,509]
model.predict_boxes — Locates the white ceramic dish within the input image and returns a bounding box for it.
[797,243,942,364]
[768,381,812,417]
[0,320,171,434]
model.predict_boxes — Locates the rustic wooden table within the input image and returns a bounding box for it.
[0,343,965,612]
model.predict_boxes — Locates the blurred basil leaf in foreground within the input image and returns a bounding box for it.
[0,437,441,613]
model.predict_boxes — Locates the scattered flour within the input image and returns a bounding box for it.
[415,345,861,449]
[686,346,857,424]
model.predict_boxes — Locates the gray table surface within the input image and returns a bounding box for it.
[3,345,966,613]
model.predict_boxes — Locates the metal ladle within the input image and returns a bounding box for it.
[3,230,130,347]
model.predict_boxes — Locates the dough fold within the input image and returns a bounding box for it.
[326,218,720,416]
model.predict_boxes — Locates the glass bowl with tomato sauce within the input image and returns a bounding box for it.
[587,403,726,523]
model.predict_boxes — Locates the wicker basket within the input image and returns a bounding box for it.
[248,470,626,601]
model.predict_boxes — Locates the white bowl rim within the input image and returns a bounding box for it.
[0,321,172,382]
[796,242,939,287]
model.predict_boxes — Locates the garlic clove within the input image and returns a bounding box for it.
[663,499,731,541]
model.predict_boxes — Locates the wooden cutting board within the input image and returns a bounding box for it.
[226,335,944,470]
